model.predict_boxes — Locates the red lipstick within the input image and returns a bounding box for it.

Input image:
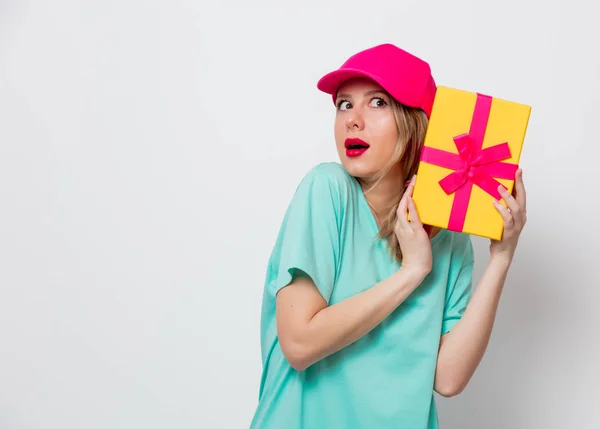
[345,138,370,158]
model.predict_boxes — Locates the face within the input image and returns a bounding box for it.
[334,78,400,179]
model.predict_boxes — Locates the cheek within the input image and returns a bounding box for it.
[369,113,398,152]
[334,117,346,149]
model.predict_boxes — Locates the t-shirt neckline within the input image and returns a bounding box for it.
[352,176,448,247]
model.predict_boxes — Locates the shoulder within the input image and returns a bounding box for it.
[284,162,354,221]
[300,162,354,188]
[435,229,474,261]
[294,162,354,200]
[448,231,475,263]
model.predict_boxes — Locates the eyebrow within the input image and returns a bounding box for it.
[335,89,388,100]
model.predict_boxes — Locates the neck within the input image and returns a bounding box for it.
[359,168,406,225]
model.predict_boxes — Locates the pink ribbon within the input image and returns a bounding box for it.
[420,93,518,232]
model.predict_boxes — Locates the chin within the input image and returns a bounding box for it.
[339,157,381,179]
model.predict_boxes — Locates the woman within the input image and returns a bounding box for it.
[250,43,527,429]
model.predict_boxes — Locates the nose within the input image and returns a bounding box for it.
[345,109,365,131]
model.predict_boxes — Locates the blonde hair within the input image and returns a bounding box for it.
[360,98,429,263]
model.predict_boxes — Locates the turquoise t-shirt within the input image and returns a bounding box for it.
[250,162,474,429]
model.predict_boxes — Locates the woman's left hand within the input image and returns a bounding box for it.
[490,169,527,264]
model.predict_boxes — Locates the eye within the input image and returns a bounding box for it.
[336,100,351,111]
[370,97,388,108]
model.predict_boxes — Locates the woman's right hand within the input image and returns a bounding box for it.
[394,175,433,277]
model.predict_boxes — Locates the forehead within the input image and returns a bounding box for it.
[335,77,385,96]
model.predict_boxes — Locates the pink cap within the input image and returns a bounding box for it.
[316,43,437,117]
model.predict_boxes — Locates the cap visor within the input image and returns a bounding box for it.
[317,68,384,96]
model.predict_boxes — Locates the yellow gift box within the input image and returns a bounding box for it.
[412,86,531,240]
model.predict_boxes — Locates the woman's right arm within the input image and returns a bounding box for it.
[276,265,428,371]
[276,174,432,371]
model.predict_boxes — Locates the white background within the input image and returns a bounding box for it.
[1,0,599,428]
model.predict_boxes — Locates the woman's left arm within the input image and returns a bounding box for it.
[433,169,527,397]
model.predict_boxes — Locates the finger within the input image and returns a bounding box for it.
[407,195,423,229]
[406,174,416,196]
[513,169,526,211]
[498,185,522,219]
[396,191,410,230]
[396,175,416,228]
[493,199,515,230]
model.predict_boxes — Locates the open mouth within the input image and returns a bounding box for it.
[345,138,370,157]
[345,138,370,149]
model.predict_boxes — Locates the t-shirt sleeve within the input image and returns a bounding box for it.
[269,164,342,304]
[441,235,475,335]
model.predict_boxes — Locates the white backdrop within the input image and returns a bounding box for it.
[1,0,599,428]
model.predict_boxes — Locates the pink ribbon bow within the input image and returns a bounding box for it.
[420,93,518,232]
